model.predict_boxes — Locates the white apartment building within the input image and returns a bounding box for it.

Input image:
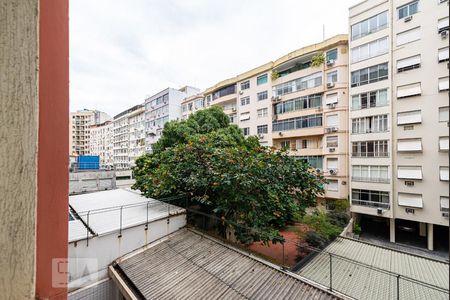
[113,104,145,170]
[202,35,350,201]
[70,109,111,156]
[145,86,199,152]
[349,0,449,250]
[89,121,114,169]
[181,94,205,120]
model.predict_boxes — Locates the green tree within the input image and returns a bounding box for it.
[133,107,325,244]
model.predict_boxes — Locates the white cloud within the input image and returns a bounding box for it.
[70,0,361,116]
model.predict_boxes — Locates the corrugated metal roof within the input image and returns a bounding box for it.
[296,237,449,300]
[112,229,342,300]
[68,189,185,242]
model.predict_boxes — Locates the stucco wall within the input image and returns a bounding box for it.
[0,1,39,299]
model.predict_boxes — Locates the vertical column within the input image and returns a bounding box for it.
[427,223,434,251]
[390,218,396,243]
[419,223,426,237]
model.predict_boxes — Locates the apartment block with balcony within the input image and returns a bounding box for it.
[70,109,111,156]
[203,81,239,126]
[349,0,449,251]
[271,36,350,202]
[89,121,114,169]
[128,106,146,168]
[145,86,199,152]
[181,93,205,120]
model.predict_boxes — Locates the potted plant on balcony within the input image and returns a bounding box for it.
[271,69,280,81]
[311,53,325,68]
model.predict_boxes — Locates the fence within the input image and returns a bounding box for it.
[71,194,449,300]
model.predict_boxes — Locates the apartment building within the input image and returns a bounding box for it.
[113,104,145,170]
[181,93,205,120]
[89,121,114,169]
[69,109,111,156]
[202,35,350,201]
[145,86,199,152]
[349,0,449,250]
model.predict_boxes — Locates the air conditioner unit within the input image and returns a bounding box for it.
[377,208,383,215]
[239,91,243,95]
[327,82,335,88]
[329,169,338,175]
[442,212,449,218]
[404,15,413,22]
[326,59,335,66]
[271,96,281,102]
[331,127,338,132]
[258,134,264,139]
[329,147,336,152]
[328,103,336,109]
[441,30,449,39]
[232,108,236,112]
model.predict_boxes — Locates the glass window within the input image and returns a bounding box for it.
[398,1,418,19]
[351,11,388,40]
[257,125,268,134]
[257,74,268,85]
[327,71,338,84]
[257,108,268,118]
[326,49,338,61]
[240,97,250,106]
[240,81,250,90]
[257,91,268,101]
[242,127,250,136]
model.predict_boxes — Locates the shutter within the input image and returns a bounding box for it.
[439,107,449,122]
[397,55,421,70]
[326,114,339,127]
[397,110,421,125]
[397,83,421,98]
[438,47,449,62]
[440,167,449,181]
[439,77,449,91]
[240,113,250,121]
[441,197,449,209]
[397,139,422,152]
[438,17,449,31]
[396,27,420,46]
[327,158,338,169]
[397,166,422,180]
[325,93,339,105]
[439,137,449,151]
[398,193,423,208]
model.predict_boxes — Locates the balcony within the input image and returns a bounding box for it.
[352,176,390,184]
[352,152,389,158]
[352,199,390,209]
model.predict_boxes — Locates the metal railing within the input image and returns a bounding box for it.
[351,176,390,183]
[351,199,390,209]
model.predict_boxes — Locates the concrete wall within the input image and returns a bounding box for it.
[69,171,116,195]
[0,1,39,298]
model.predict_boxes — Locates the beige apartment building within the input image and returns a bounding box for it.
[349,0,449,250]
[202,35,350,202]
[69,109,111,156]
[89,121,114,169]
[181,93,205,120]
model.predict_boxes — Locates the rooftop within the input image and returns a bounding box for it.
[110,229,344,300]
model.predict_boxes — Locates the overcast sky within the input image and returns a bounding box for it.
[70,0,361,117]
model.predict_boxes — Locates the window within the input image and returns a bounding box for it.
[327,71,337,84]
[280,141,291,149]
[229,114,236,124]
[257,74,268,85]
[272,72,322,97]
[325,93,338,105]
[326,114,338,127]
[397,110,421,125]
[274,94,322,114]
[240,81,250,90]
[240,112,250,121]
[296,139,317,149]
[398,166,422,180]
[297,156,323,170]
[438,17,449,33]
[351,37,388,63]
[326,136,338,147]
[441,197,449,212]
[257,125,268,134]
[352,165,389,183]
[439,77,449,91]
[397,82,421,98]
[397,138,422,152]
[397,55,421,72]
[352,89,388,110]
[351,63,388,87]
[351,11,388,40]
[327,180,339,192]
[439,107,449,122]
[439,136,449,151]
[352,189,390,208]
[272,114,322,132]
[440,167,449,181]
[257,108,268,118]
[352,140,389,157]
[396,27,420,46]
[438,47,449,62]
[240,97,250,106]
[327,158,338,170]
[398,1,418,19]
[398,193,423,208]
[352,114,388,133]
[212,85,236,100]
[242,127,250,136]
[326,49,338,62]
[257,91,268,101]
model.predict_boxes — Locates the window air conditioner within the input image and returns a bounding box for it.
[404,15,413,22]
[329,169,338,175]
[328,103,336,109]
[271,96,281,102]
[441,30,449,39]
[239,91,244,95]
[442,212,449,218]
[329,147,335,152]
[326,59,335,66]
[330,127,338,132]
[258,134,264,139]
[232,108,236,112]
[377,208,383,215]
[327,82,335,88]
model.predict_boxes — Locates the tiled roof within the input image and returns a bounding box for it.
[296,237,449,300]
[111,229,343,300]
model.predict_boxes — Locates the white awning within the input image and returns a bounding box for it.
[397,83,421,98]
[441,197,449,209]
[396,27,420,46]
[438,47,449,62]
[397,110,421,125]
[440,167,449,181]
[438,17,449,31]
[398,193,423,208]
[397,166,422,180]
[397,139,422,152]
[239,113,250,121]
[397,55,421,70]
[439,77,449,91]
[439,137,449,151]
[325,93,339,105]
[439,107,449,122]
[327,158,338,169]
[326,114,338,127]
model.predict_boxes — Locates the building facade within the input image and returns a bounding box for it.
[70,109,111,156]
[89,121,114,169]
[349,0,449,250]
[181,93,205,120]
[145,86,199,152]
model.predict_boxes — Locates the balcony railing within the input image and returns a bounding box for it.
[352,152,389,158]
[352,176,390,184]
[352,199,390,209]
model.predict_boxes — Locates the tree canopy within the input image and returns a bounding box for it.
[133,106,325,244]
